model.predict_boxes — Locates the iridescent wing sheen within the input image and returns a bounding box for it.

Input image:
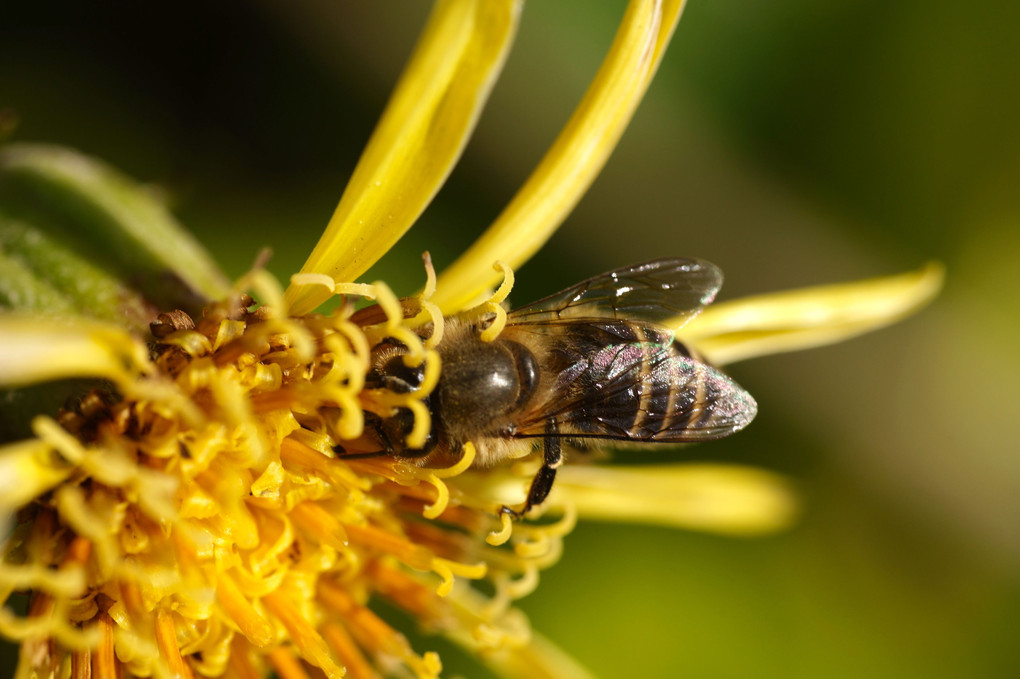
[506,320,757,443]
[507,258,723,331]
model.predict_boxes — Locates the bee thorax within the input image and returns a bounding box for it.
[435,335,538,441]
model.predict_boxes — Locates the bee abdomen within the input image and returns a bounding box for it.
[558,331,755,442]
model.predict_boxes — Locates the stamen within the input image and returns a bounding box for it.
[486,512,514,546]
[262,591,343,676]
[476,629,598,679]
[63,536,91,566]
[290,501,350,550]
[441,584,531,649]
[420,440,478,518]
[430,557,487,597]
[444,260,515,343]
[414,350,442,402]
[533,501,578,539]
[280,438,371,492]
[418,299,445,349]
[366,562,441,622]
[433,440,477,479]
[162,327,214,358]
[322,396,369,443]
[155,609,195,679]
[402,399,432,451]
[511,523,566,568]
[322,622,375,679]
[331,318,372,371]
[53,486,119,578]
[421,475,450,520]
[420,252,437,299]
[288,272,338,296]
[31,416,86,465]
[266,647,313,679]
[71,649,90,679]
[479,305,507,343]
[119,581,146,620]
[227,636,262,679]
[479,261,514,343]
[243,270,286,317]
[214,571,275,648]
[488,260,515,306]
[506,565,541,600]
[372,282,423,359]
[409,253,448,346]
[0,316,151,389]
[15,594,56,678]
[92,612,117,679]
[0,439,73,513]
[0,556,86,599]
[210,319,247,352]
[345,524,433,571]
[319,580,441,677]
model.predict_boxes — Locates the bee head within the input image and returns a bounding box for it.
[364,342,436,458]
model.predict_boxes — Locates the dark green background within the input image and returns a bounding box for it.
[2,1,1018,677]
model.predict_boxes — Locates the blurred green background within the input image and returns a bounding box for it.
[2,0,1018,677]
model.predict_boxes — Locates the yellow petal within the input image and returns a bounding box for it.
[680,262,945,365]
[0,439,72,515]
[0,315,150,388]
[556,464,797,536]
[431,0,688,312]
[285,0,522,315]
[481,631,597,679]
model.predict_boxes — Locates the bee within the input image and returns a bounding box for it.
[359,258,757,517]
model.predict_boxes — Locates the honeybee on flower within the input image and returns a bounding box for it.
[0,1,940,678]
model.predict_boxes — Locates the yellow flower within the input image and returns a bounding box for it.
[0,1,942,678]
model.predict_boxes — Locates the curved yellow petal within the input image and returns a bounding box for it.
[481,631,597,679]
[285,0,522,315]
[0,315,150,388]
[0,440,72,516]
[432,0,688,312]
[556,464,797,536]
[681,262,945,366]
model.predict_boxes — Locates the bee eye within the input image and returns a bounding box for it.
[370,355,425,394]
[511,343,539,408]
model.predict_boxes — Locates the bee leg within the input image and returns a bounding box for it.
[502,419,563,519]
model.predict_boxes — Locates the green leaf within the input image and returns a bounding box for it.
[0,215,154,330]
[0,143,231,315]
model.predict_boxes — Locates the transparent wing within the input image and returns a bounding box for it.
[508,258,723,331]
[506,320,757,443]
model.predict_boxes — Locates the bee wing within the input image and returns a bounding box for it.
[508,258,723,331]
[508,320,756,443]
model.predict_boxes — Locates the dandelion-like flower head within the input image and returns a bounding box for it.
[2,261,579,677]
